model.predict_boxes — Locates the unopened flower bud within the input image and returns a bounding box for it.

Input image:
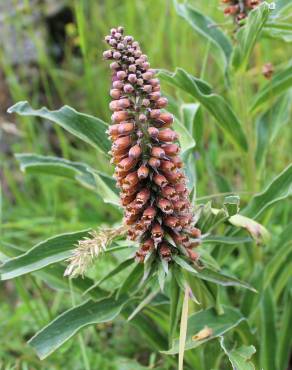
[113,51,121,59]
[142,99,150,107]
[129,144,142,159]
[158,113,174,125]
[128,74,137,84]
[158,129,178,142]
[137,165,149,179]
[143,85,152,93]
[118,157,137,171]
[117,71,127,80]
[139,114,147,122]
[148,157,161,168]
[148,127,159,138]
[124,84,134,93]
[149,92,161,101]
[151,147,165,158]
[110,62,120,70]
[150,109,161,119]
[103,50,112,59]
[113,80,123,89]
[129,64,136,72]
[153,174,168,188]
[110,89,121,99]
[157,198,173,214]
[156,97,168,108]
[162,144,179,156]
[112,111,129,123]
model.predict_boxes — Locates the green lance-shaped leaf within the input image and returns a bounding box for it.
[242,163,292,219]
[0,230,90,280]
[251,61,292,112]
[15,154,120,206]
[8,101,111,154]
[163,305,245,354]
[232,2,270,71]
[220,336,256,370]
[159,68,248,152]
[29,295,128,359]
[263,22,292,43]
[255,92,291,169]
[259,288,277,370]
[277,289,292,370]
[173,0,232,73]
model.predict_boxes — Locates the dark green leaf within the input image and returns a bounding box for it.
[263,22,292,42]
[251,62,292,111]
[259,288,277,370]
[277,289,292,370]
[29,295,128,359]
[173,0,232,72]
[255,92,291,169]
[0,230,90,280]
[15,153,120,206]
[159,68,248,152]
[232,3,270,71]
[118,263,144,297]
[164,306,245,354]
[220,336,256,370]
[8,101,110,154]
[242,163,292,218]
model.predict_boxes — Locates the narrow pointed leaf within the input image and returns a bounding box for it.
[173,0,232,72]
[242,164,292,218]
[0,230,90,280]
[159,68,248,152]
[8,101,111,153]
[29,295,128,359]
[15,153,120,206]
[251,62,292,111]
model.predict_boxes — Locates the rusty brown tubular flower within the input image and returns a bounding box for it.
[103,26,201,264]
[222,0,261,25]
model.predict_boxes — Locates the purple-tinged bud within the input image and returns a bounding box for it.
[112,111,129,123]
[117,26,124,34]
[132,41,139,48]
[153,174,168,188]
[151,147,165,158]
[117,43,124,50]
[115,32,122,39]
[134,50,142,58]
[128,57,135,64]
[129,64,136,73]
[148,127,159,138]
[142,72,153,80]
[150,78,159,86]
[110,89,121,99]
[143,85,152,93]
[137,78,144,86]
[129,144,142,159]
[150,109,161,119]
[109,39,117,47]
[135,58,144,66]
[110,28,117,35]
[128,74,137,84]
[156,97,168,108]
[105,35,111,42]
[113,51,121,59]
[117,71,127,80]
[142,62,150,70]
[148,157,161,168]
[139,114,147,122]
[110,62,120,70]
[157,198,173,214]
[137,165,149,179]
[124,35,133,43]
[142,99,150,107]
[113,80,123,89]
[124,84,134,93]
[103,50,112,59]
[149,92,161,101]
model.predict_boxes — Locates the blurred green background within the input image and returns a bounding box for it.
[0,0,291,369]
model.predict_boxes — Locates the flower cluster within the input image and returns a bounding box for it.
[222,0,261,24]
[103,27,201,263]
